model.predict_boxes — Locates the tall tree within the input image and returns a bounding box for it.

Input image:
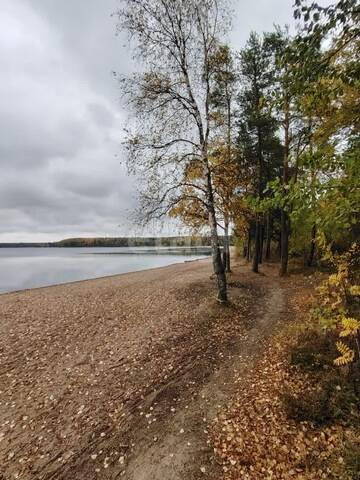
[287,0,360,254]
[210,45,237,272]
[266,28,309,276]
[238,32,279,273]
[116,0,230,302]
[171,45,239,273]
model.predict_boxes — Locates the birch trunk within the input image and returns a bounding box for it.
[205,164,227,303]
[223,216,231,273]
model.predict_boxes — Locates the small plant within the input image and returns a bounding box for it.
[286,243,360,427]
[313,242,360,368]
[282,388,332,425]
[342,441,360,480]
[290,329,338,371]
[283,369,360,426]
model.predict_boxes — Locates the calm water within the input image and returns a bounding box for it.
[0,247,210,294]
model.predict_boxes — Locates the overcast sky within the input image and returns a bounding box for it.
[0,0,297,242]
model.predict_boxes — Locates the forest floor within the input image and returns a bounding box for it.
[0,257,344,480]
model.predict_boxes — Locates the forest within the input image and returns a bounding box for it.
[117,0,359,359]
[117,0,358,302]
[114,1,360,476]
[0,236,224,248]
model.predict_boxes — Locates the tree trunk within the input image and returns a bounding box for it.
[223,216,231,273]
[259,222,264,264]
[277,233,282,259]
[279,97,290,277]
[252,217,261,273]
[247,228,251,262]
[225,85,232,274]
[265,213,272,260]
[307,224,316,267]
[254,119,264,271]
[279,210,289,276]
[205,165,227,303]
[209,215,227,302]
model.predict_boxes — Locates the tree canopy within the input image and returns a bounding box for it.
[117,0,359,297]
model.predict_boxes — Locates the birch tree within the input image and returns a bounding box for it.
[210,45,237,272]
[116,0,230,302]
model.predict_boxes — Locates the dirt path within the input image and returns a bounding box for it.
[0,259,285,480]
[125,267,285,480]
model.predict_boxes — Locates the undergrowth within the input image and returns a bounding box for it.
[283,244,360,477]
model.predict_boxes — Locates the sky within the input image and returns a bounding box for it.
[0,0,297,242]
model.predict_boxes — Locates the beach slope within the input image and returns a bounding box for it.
[0,259,283,479]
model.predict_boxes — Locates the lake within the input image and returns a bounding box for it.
[0,247,210,294]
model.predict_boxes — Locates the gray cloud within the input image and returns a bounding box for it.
[0,0,296,242]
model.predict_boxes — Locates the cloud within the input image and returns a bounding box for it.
[0,0,136,241]
[0,0,296,242]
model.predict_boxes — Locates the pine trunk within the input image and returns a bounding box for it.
[247,229,251,262]
[279,97,290,277]
[252,218,261,273]
[279,210,289,276]
[307,224,316,267]
[265,213,272,260]
[259,222,264,264]
[277,233,282,259]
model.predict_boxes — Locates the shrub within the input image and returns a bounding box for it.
[290,329,338,371]
[343,441,360,480]
[282,388,332,425]
[283,369,360,426]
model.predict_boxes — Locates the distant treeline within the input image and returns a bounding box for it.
[0,242,52,248]
[0,236,232,248]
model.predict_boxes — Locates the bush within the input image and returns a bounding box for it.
[290,329,338,371]
[282,388,332,425]
[283,368,360,426]
[343,441,360,480]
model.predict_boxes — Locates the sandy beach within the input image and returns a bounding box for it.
[0,258,283,479]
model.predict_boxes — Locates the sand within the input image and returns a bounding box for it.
[0,258,283,479]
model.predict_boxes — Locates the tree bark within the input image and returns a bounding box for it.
[279,97,290,277]
[209,214,227,302]
[223,216,231,273]
[205,165,227,303]
[259,221,264,264]
[252,217,261,273]
[279,210,289,276]
[277,232,282,259]
[247,228,252,262]
[265,213,272,260]
[254,117,264,272]
[307,224,316,267]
